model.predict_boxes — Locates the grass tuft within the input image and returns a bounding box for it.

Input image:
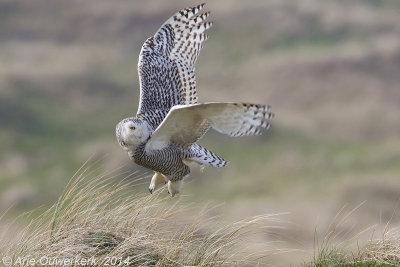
[304,204,400,267]
[0,162,279,266]
[360,226,400,266]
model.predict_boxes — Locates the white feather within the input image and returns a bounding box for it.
[145,102,273,152]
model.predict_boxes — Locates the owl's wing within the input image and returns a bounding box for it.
[145,103,273,152]
[137,3,212,129]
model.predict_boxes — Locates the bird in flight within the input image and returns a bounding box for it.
[116,3,273,197]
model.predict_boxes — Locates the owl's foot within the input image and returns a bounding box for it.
[167,180,183,197]
[149,172,167,194]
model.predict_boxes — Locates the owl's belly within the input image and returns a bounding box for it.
[131,146,190,180]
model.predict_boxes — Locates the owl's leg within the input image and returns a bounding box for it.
[167,164,190,197]
[167,179,183,197]
[149,172,167,194]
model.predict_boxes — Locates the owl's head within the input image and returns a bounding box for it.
[116,117,151,150]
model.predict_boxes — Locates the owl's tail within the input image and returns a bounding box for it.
[185,144,228,168]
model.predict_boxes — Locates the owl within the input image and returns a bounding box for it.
[116,3,273,197]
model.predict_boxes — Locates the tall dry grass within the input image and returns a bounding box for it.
[0,160,282,266]
[305,204,400,266]
[2,160,400,266]
[360,226,400,265]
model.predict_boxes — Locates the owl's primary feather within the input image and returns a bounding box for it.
[116,4,274,196]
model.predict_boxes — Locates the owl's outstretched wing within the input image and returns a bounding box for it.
[145,103,274,152]
[137,3,212,130]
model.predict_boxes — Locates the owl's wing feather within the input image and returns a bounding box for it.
[145,103,274,152]
[137,3,212,130]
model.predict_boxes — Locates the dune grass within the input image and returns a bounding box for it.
[2,161,400,266]
[304,206,400,267]
[0,161,283,266]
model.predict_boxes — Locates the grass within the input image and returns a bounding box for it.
[2,161,400,266]
[0,160,283,266]
[304,205,400,267]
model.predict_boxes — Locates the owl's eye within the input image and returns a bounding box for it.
[130,126,135,130]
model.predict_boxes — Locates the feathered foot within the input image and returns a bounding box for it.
[149,172,167,194]
[167,180,183,197]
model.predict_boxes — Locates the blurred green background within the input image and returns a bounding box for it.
[1,0,400,264]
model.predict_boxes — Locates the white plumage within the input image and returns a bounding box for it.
[146,103,273,152]
[116,4,274,197]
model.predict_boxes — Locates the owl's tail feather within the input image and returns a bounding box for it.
[186,144,227,168]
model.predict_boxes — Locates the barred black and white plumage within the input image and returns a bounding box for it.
[137,3,211,130]
[116,4,274,197]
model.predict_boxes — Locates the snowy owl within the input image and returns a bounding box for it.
[116,3,273,197]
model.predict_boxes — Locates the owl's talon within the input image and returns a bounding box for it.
[167,180,182,198]
[149,172,166,194]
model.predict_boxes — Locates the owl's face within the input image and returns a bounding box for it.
[116,117,150,150]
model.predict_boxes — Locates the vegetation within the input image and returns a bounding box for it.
[0,162,280,266]
[2,164,400,266]
[304,208,400,267]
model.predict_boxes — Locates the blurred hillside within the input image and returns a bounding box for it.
[1,0,400,265]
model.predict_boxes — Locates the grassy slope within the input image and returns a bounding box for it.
[1,167,400,267]
[0,166,281,266]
